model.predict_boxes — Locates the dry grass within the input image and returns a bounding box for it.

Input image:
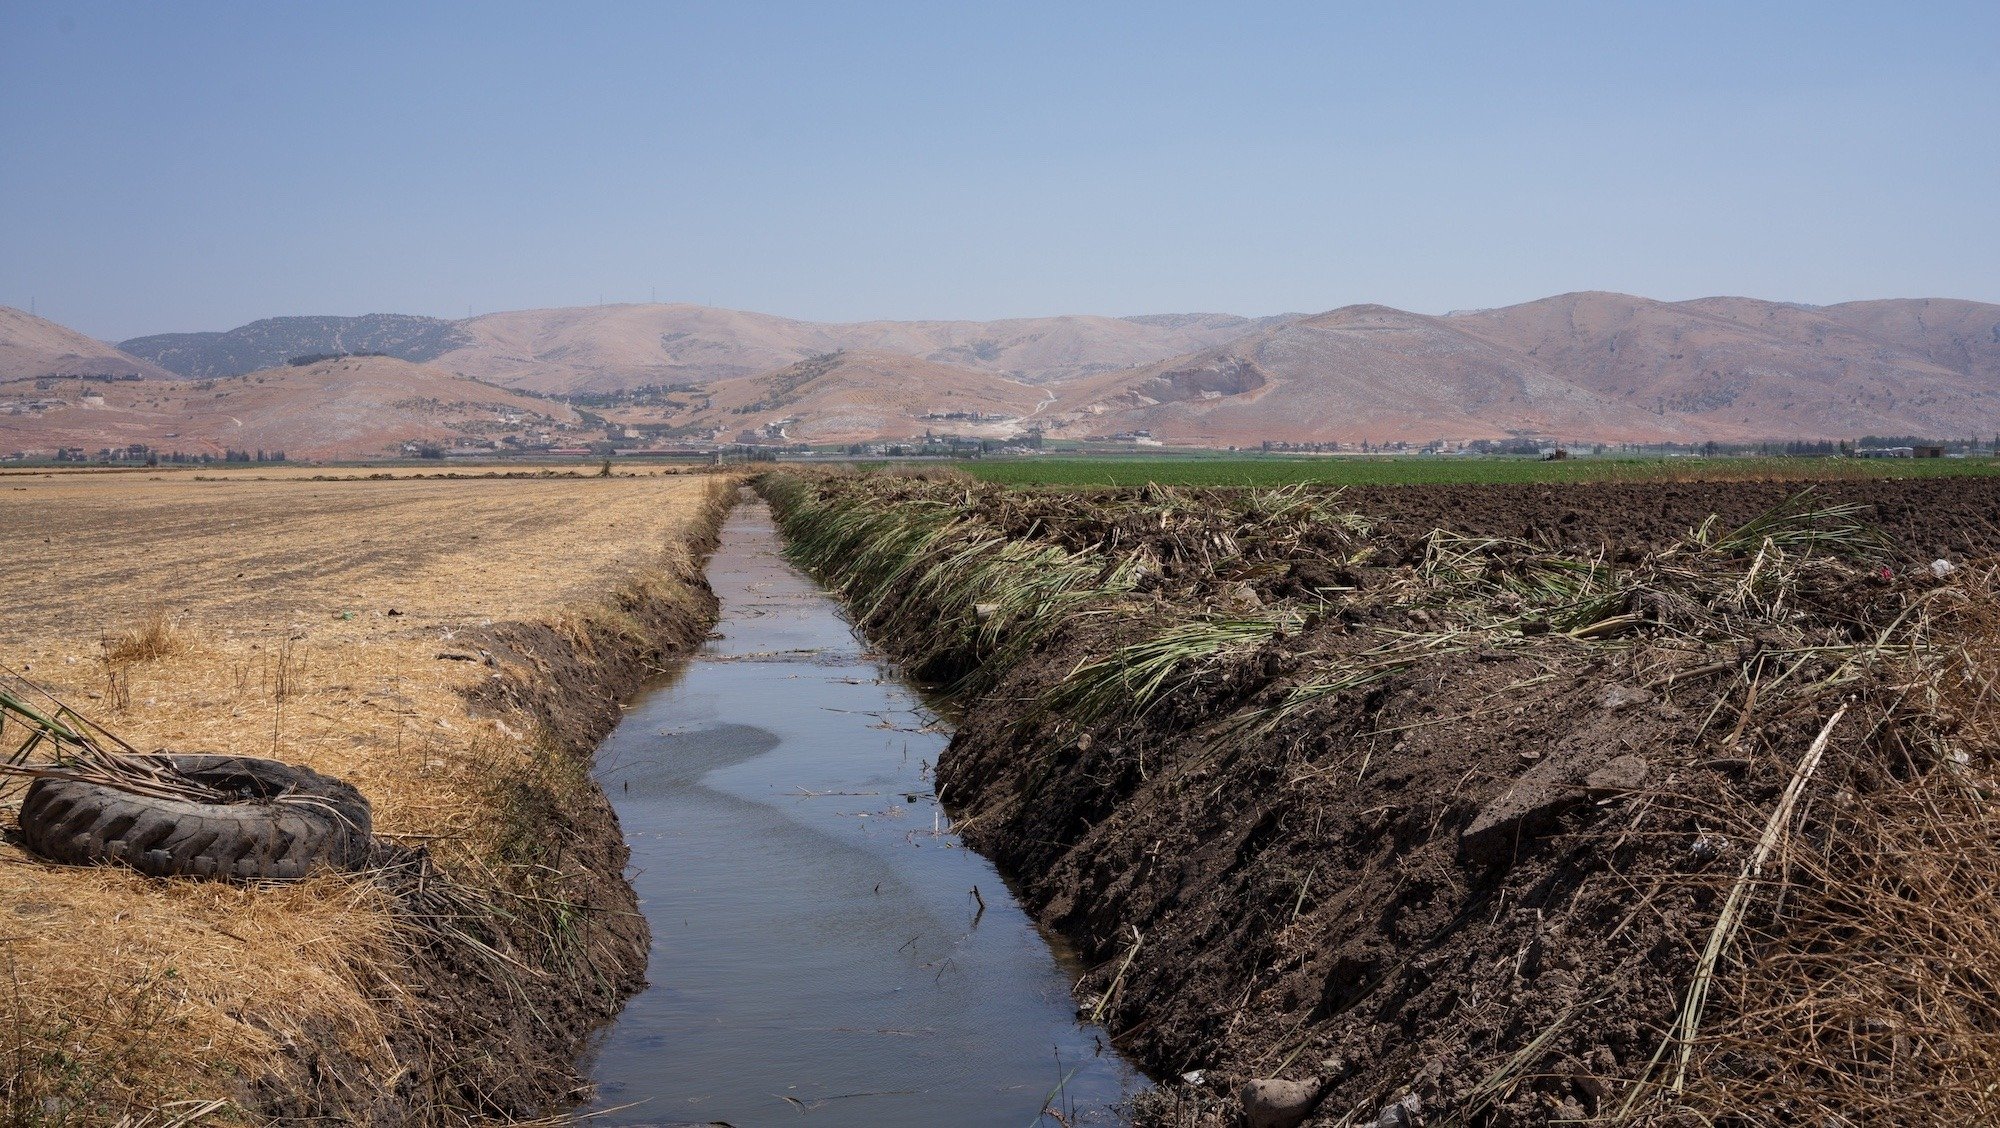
[101,611,193,668]
[1659,563,2000,1124]
[0,469,734,1121]
[1,872,404,1119]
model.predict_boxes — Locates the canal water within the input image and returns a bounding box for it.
[583,499,1143,1126]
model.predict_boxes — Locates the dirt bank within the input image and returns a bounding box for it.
[0,472,736,1122]
[765,472,2000,1126]
[339,511,730,1119]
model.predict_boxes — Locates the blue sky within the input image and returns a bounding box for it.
[2,1,1995,340]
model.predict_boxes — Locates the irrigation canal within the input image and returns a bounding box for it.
[582,498,1143,1125]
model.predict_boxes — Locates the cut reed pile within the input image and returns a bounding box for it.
[762,474,1366,698]
[761,468,1996,1126]
[0,470,738,1123]
[762,472,1144,694]
[0,673,223,799]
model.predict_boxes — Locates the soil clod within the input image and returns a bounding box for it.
[1241,1076,1323,1128]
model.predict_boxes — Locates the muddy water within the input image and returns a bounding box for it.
[583,501,1142,1125]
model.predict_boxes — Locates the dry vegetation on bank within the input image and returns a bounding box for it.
[0,469,735,1123]
[765,469,2000,1126]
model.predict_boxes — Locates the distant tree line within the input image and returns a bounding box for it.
[49,446,287,465]
[561,382,706,408]
[1601,437,1996,457]
[287,352,390,366]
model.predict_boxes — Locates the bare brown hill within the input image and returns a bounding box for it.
[1447,292,2000,438]
[446,304,836,394]
[651,349,1046,444]
[1044,302,1699,445]
[825,312,1289,386]
[1818,297,2000,381]
[0,356,575,460]
[0,307,176,381]
[431,304,1275,393]
[1048,292,2000,444]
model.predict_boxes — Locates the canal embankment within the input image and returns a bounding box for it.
[580,498,1140,1126]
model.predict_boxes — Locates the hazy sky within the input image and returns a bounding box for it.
[3,1,1995,340]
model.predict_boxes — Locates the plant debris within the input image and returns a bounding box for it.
[764,468,2000,1125]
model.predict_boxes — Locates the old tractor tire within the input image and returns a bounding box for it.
[18,754,372,881]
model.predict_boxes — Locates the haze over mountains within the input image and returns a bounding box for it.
[2,292,1997,457]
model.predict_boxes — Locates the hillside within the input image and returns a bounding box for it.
[121,303,1285,392]
[1046,293,2000,445]
[442,304,1287,393]
[824,312,1298,387]
[1818,297,2000,381]
[120,314,472,379]
[41,292,2000,447]
[442,304,840,393]
[636,349,1047,444]
[0,307,176,381]
[1045,303,1690,445]
[0,356,576,460]
[1444,292,2000,438]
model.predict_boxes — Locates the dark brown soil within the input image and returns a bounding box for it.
[772,473,1980,1125]
[944,625,1792,1125]
[1339,478,2000,566]
[1001,476,2000,569]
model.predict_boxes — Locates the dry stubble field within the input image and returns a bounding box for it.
[0,466,733,1122]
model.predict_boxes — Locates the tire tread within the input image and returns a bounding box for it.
[18,754,371,882]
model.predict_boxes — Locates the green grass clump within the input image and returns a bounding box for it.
[760,473,1139,696]
[1048,613,1298,724]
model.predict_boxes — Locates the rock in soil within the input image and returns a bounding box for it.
[1459,754,1587,864]
[1373,1092,1424,1127]
[1585,753,1650,798]
[1240,1077,1321,1128]
[1599,684,1654,712]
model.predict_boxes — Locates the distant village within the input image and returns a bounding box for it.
[3,366,1992,467]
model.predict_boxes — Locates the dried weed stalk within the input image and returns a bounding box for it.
[1651,563,2000,1125]
[102,610,194,667]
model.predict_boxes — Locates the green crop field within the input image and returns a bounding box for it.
[963,455,2000,488]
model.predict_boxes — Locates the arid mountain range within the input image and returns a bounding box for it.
[1,292,1996,456]
[1060,293,2000,445]
[0,355,573,460]
[120,305,1297,392]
